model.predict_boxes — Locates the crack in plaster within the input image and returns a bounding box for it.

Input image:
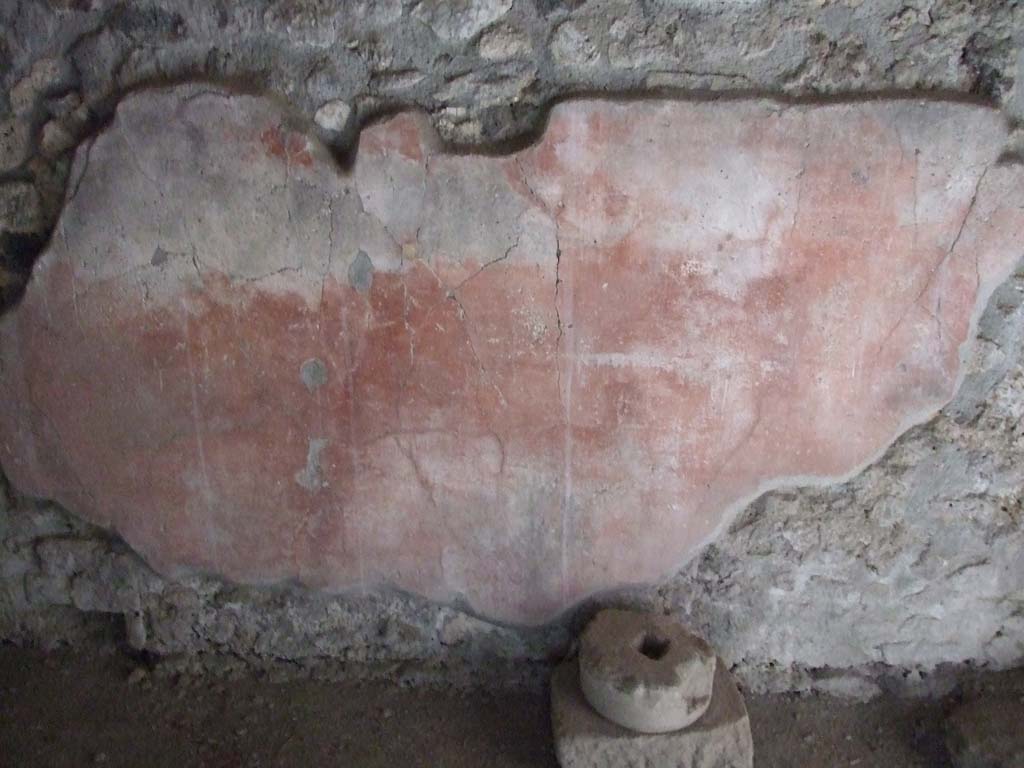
[4,86,1024,630]
[876,162,993,357]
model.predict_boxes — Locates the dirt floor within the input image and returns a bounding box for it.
[1,644,1021,767]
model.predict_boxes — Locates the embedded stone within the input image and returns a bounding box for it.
[411,0,512,42]
[552,656,753,768]
[40,119,78,158]
[579,609,716,733]
[0,182,43,235]
[0,117,31,173]
[477,25,531,60]
[314,99,352,133]
[550,21,601,68]
[9,58,69,116]
[0,86,1023,624]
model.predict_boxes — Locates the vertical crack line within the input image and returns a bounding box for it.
[402,207,508,410]
[318,196,336,340]
[189,243,203,281]
[120,129,162,197]
[788,164,805,240]
[788,114,809,241]
[66,136,96,205]
[876,162,991,356]
[447,290,508,409]
[554,228,572,606]
[295,195,340,578]
[910,147,920,263]
[554,233,563,360]
[392,434,438,510]
[181,303,218,565]
[339,302,362,591]
[948,165,991,257]
[63,221,86,337]
[513,153,573,602]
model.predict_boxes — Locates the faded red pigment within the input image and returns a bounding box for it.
[0,91,1021,622]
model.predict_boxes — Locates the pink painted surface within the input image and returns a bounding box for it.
[1,88,1021,622]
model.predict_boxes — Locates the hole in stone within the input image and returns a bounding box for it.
[637,632,671,661]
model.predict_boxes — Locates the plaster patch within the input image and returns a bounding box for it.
[0,87,1021,623]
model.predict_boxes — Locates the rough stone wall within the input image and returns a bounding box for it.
[3,0,1023,303]
[667,259,1024,696]
[0,483,568,688]
[1,0,1023,695]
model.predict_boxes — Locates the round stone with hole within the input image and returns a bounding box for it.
[578,609,717,734]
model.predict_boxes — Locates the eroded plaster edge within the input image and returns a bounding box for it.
[3,83,1024,629]
[1,253,1022,696]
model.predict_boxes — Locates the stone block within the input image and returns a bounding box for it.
[551,658,753,768]
[579,609,716,733]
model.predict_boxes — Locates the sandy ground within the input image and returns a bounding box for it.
[1,644,1021,767]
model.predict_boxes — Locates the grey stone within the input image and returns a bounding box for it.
[125,609,147,651]
[39,120,77,158]
[0,117,31,173]
[1006,49,1024,124]
[411,0,513,43]
[9,58,70,116]
[313,99,352,134]
[552,658,753,768]
[477,25,531,61]
[579,610,716,734]
[45,92,82,120]
[0,182,43,235]
[550,21,601,69]
[946,697,1024,768]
